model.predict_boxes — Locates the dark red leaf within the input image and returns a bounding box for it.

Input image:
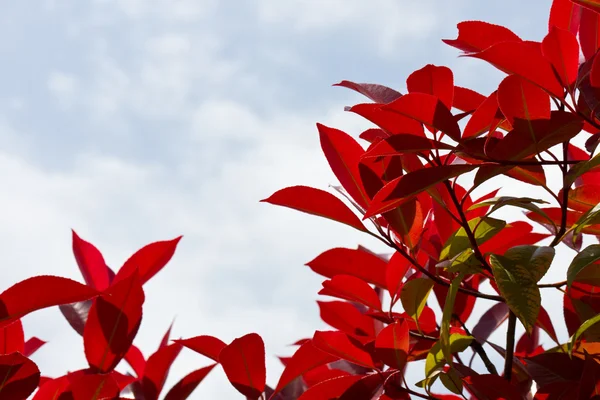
[462,91,502,138]
[23,337,45,358]
[174,335,227,362]
[32,376,70,400]
[72,230,114,291]
[271,340,337,397]
[261,186,367,232]
[453,86,486,112]
[361,134,454,159]
[219,333,266,399]
[306,247,388,289]
[467,41,564,97]
[125,344,146,378]
[463,374,525,400]
[580,7,600,60]
[338,373,385,400]
[0,353,40,400]
[84,272,145,372]
[114,236,182,285]
[317,301,376,340]
[0,276,99,328]
[497,75,551,126]
[523,353,583,387]
[535,306,558,343]
[443,21,522,53]
[406,64,454,109]
[349,103,425,137]
[297,375,362,400]
[59,300,92,336]
[382,93,461,141]
[141,343,183,400]
[541,27,580,89]
[472,303,510,344]
[163,364,217,400]
[320,275,382,311]
[312,331,375,369]
[549,0,582,34]
[374,321,409,370]
[333,81,402,104]
[0,320,24,355]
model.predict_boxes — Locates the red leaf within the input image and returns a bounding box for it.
[159,320,174,350]
[312,331,375,369]
[261,186,367,233]
[580,7,600,60]
[364,165,477,218]
[359,128,389,143]
[338,372,386,400]
[84,272,145,372]
[141,343,183,400]
[549,0,582,34]
[443,21,522,53]
[574,0,600,15]
[349,103,425,137]
[541,27,580,89]
[463,91,502,138]
[32,376,70,400]
[0,353,40,400]
[72,230,113,291]
[175,335,227,362]
[467,41,564,97]
[478,221,549,255]
[297,375,362,400]
[566,184,600,212]
[271,340,337,397]
[578,352,600,399]
[317,301,376,340]
[374,321,409,370]
[0,320,24,355]
[163,364,216,400]
[361,134,454,159]
[523,353,583,387]
[59,300,92,336]
[386,252,411,301]
[23,337,45,358]
[472,303,510,343]
[219,333,266,399]
[114,236,182,285]
[453,86,486,112]
[406,64,454,109]
[0,276,99,328]
[333,81,402,104]
[463,374,525,400]
[497,75,551,126]
[125,344,146,378]
[68,371,121,400]
[306,247,388,289]
[536,306,558,343]
[382,93,461,141]
[320,275,382,311]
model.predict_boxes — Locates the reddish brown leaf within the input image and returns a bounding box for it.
[84,272,145,373]
[312,331,375,369]
[333,81,402,104]
[163,364,216,400]
[261,186,367,233]
[141,343,183,400]
[362,134,453,159]
[472,303,510,343]
[364,165,477,218]
[0,320,24,355]
[443,21,522,53]
[338,372,386,400]
[0,353,40,400]
[0,276,99,328]
[114,236,182,285]
[219,333,266,399]
[125,344,146,378]
[453,86,486,112]
[306,247,388,289]
[23,337,45,357]
[463,374,525,400]
[271,340,337,397]
[497,75,551,126]
[374,321,409,370]
[536,306,558,343]
[467,41,564,97]
[478,221,550,255]
[317,301,376,340]
[406,64,454,109]
[297,375,362,400]
[463,91,502,138]
[549,0,582,34]
[320,275,382,311]
[567,185,600,212]
[523,353,583,387]
[541,27,580,89]
[175,335,227,362]
[349,103,425,137]
[382,93,461,141]
[580,7,600,60]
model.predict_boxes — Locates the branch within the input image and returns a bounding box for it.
[454,314,499,375]
[504,311,517,381]
[538,280,567,288]
[550,141,571,247]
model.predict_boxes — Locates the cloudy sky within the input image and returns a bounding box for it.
[0,0,569,398]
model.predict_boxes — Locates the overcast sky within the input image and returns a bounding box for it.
[0,0,568,398]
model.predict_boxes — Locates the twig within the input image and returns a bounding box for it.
[504,311,517,381]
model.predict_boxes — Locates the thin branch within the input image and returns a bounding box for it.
[454,314,499,375]
[504,311,517,381]
[550,141,571,247]
[538,280,567,288]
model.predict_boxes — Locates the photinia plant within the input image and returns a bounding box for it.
[7,0,600,398]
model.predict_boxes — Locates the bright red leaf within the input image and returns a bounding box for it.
[141,343,183,400]
[541,27,580,89]
[374,321,409,370]
[497,75,551,126]
[312,331,375,369]
[175,335,227,362]
[219,333,266,399]
[406,64,454,109]
[579,7,600,60]
[320,275,382,311]
[72,230,113,291]
[549,0,582,34]
[443,21,522,53]
[23,337,45,357]
[163,364,217,400]
[0,320,24,355]
[333,81,402,104]
[0,353,40,400]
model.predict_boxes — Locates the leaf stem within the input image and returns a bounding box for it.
[454,314,498,375]
[550,141,571,247]
[503,311,516,381]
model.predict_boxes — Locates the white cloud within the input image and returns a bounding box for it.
[47,72,79,110]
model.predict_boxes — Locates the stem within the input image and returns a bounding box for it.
[538,280,567,288]
[504,311,517,381]
[455,314,499,375]
[550,141,571,247]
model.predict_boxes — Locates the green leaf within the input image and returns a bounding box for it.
[440,369,463,395]
[489,253,542,333]
[572,203,600,241]
[568,313,600,355]
[400,278,434,331]
[440,217,506,260]
[469,196,554,231]
[425,334,473,381]
[566,152,600,188]
[440,274,465,363]
[436,250,483,275]
[503,245,555,283]
[567,245,600,288]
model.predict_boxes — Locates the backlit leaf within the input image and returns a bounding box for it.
[175,335,226,362]
[443,21,522,53]
[333,81,402,104]
[219,333,266,399]
[406,64,454,109]
[312,331,375,369]
[72,230,113,291]
[374,321,409,370]
[0,353,40,400]
[541,27,580,89]
[497,75,551,126]
[440,216,506,260]
[163,364,217,400]
[400,278,434,327]
[567,244,600,288]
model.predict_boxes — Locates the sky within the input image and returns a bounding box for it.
[0,0,572,398]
